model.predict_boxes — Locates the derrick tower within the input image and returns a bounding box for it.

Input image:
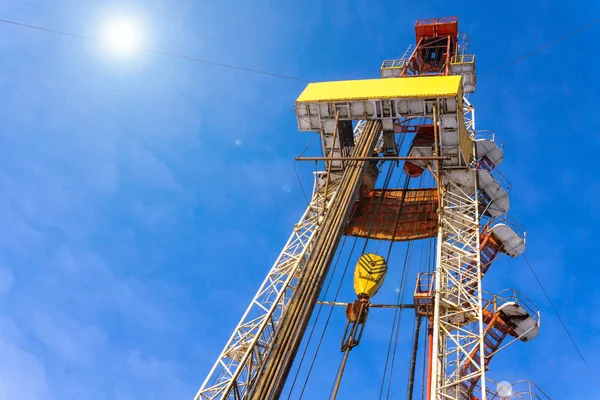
[195,17,548,400]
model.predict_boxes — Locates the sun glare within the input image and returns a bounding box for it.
[103,19,142,54]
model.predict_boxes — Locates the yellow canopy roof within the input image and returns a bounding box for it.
[296,75,461,103]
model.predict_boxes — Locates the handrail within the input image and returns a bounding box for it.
[475,130,505,152]
[505,380,552,399]
[482,165,511,194]
[483,378,552,399]
[416,16,458,25]
[381,45,413,71]
[451,54,475,64]
[484,288,540,327]
[414,272,434,295]
[488,213,526,241]
[380,58,406,69]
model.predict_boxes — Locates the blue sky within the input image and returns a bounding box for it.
[0,0,599,399]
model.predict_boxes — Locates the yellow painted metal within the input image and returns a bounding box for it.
[296,75,461,103]
[459,112,472,163]
[380,59,406,70]
[450,54,475,64]
[354,253,388,298]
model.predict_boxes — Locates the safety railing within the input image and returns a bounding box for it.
[413,272,435,316]
[482,379,552,399]
[489,166,511,195]
[484,288,540,329]
[489,213,526,243]
[414,272,434,296]
[451,54,475,64]
[380,45,413,78]
[475,130,505,153]
[416,16,458,26]
[476,162,511,196]
[380,59,406,69]
[380,58,406,78]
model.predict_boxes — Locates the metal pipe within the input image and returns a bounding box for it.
[251,121,383,400]
[432,106,442,205]
[429,105,443,400]
[426,323,434,400]
[332,301,367,400]
[296,156,449,162]
[406,317,422,400]
[331,348,350,400]
[317,301,415,309]
[323,110,340,214]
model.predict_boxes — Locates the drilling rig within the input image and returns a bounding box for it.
[195,16,549,400]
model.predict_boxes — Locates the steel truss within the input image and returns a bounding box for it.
[430,101,488,399]
[402,35,453,76]
[194,124,365,400]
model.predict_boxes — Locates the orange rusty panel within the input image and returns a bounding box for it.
[415,16,458,43]
[345,188,438,241]
[436,16,459,36]
[415,20,436,41]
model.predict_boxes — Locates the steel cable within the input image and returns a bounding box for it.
[295,237,360,400]
[298,129,403,398]
[378,241,413,399]
[383,172,427,398]
[284,234,349,398]
[0,18,311,82]
[250,121,382,399]
[523,254,600,391]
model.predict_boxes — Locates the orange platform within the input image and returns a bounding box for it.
[345,188,438,241]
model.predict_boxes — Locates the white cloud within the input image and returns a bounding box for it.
[0,319,54,400]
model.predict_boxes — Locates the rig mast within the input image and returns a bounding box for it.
[195,17,547,400]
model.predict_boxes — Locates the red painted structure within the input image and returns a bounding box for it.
[402,17,459,76]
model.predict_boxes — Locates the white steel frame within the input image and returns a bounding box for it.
[197,93,489,400]
[193,124,364,400]
[430,99,488,399]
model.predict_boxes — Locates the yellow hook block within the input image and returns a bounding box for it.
[353,253,388,299]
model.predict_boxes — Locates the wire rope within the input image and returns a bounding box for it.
[523,253,600,391]
[293,132,319,206]
[480,18,600,78]
[359,161,396,255]
[298,124,411,398]
[284,235,349,398]
[384,247,414,399]
[0,18,311,82]
[295,237,359,399]
[5,11,600,400]
[375,132,410,255]
[405,314,421,400]
[403,217,428,400]
[299,163,396,397]
[420,313,427,400]
[1,17,599,82]
[382,173,426,398]
[378,240,413,399]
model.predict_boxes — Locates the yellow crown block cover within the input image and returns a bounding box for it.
[354,253,388,299]
[296,75,461,103]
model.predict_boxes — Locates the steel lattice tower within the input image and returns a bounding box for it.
[195,16,545,400]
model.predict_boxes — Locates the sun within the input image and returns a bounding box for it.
[103,19,142,54]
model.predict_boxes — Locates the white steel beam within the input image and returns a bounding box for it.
[193,123,365,400]
[430,99,488,400]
